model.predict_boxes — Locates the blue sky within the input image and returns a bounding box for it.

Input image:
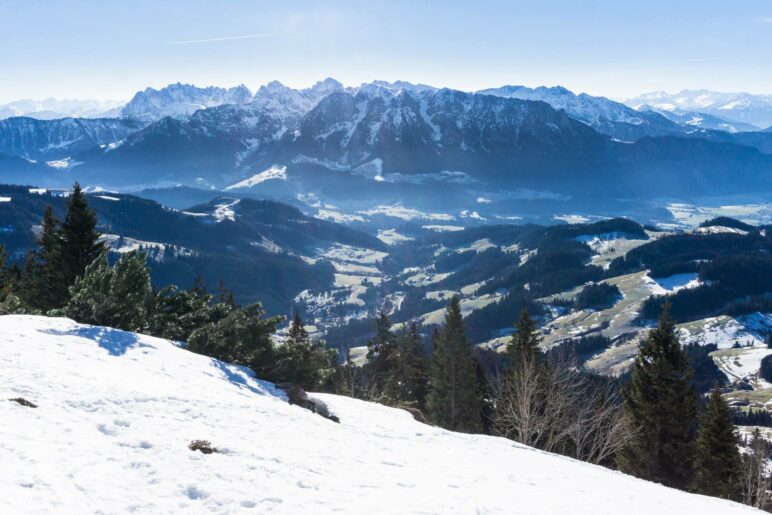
[1,0,771,102]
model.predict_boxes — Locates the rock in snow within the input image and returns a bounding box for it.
[0,315,759,514]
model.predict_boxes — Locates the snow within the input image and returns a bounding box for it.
[677,313,772,351]
[647,272,702,295]
[0,196,11,202]
[212,199,240,222]
[457,238,496,253]
[315,209,366,224]
[376,228,414,245]
[665,203,771,228]
[422,225,465,232]
[0,315,760,514]
[575,232,651,269]
[46,157,81,170]
[225,165,287,190]
[96,195,120,201]
[357,204,454,222]
[554,214,590,224]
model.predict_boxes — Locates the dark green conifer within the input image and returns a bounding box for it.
[59,183,103,291]
[273,312,336,390]
[427,296,482,432]
[693,386,741,499]
[618,305,698,490]
[383,322,428,408]
[507,309,542,364]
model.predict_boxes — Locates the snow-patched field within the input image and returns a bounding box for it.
[0,315,759,514]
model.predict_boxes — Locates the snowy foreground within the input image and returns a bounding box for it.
[0,315,759,514]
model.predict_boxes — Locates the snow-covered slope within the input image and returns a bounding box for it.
[0,315,759,514]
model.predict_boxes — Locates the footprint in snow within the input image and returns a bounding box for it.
[296,480,318,490]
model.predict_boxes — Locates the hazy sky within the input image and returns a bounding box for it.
[2,0,771,103]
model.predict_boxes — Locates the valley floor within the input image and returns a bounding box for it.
[0,315,760,514]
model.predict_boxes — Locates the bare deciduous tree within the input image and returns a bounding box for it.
[740,428,772,510]
[493,352,634,465]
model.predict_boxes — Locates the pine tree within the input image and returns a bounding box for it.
[59,183,103,293]
[188,302,282,378]
[147,283,213,341]
[383,322,428,408]
[693,386,741,499]
[507,309,542,364]
[273,312,336,390]
[618,305,698,490]
[427,296,482,432]
[64,250,152,332]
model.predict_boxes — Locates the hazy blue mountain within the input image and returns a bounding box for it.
[625,89,772,129]
[0,116,144,161]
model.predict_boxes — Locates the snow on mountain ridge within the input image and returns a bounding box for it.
[121,82,254,122]
[478,84,681,139]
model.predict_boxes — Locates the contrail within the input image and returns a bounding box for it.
[167,32,285,45]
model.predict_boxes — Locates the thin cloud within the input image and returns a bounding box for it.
[167,32,286,45]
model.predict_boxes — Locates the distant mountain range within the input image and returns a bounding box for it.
[0,80,770,212]
[0,98,123,120]
[624,90,772,130]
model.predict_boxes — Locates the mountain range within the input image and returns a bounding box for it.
[0,80,770,218]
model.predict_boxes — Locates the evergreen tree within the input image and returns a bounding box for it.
[64,251,153,332]
[507,309,542,364]
[618,305,698,490]
[367,311,396,368]
[383,322,429,408]
[18,206,68,311]
[59,183,103,294]
[273,312,336,390]
[427,296,482,432]
[147,283,213,341]
[693,386,741,499]
[188,302,282,377]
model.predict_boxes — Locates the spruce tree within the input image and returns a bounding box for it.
[19,206,67,311]
[273,312,336,390]
[507,309,542,364]
[427,296,482,432]
[693,386,741,499]
[367,311,396,364]
[383,322,429,408]
[59,183,103,293]
[618,305,698,490]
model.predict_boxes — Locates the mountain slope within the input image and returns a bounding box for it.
[478,85,683,140]
[0,117,144,161]
[0,315,758,514]
[0,186,384,312]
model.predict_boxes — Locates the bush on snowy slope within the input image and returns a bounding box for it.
[0,314,761,514]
